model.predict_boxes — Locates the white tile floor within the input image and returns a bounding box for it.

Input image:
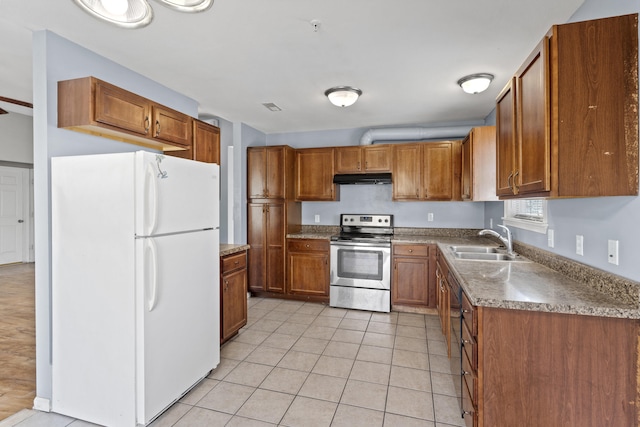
[4,297,465,427]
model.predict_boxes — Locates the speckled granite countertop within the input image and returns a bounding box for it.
[220,243,250,257]
[287,227,640,319]
[437,241,640,319]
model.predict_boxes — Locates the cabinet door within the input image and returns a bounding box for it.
[496,79,518,197]
[95,79,151,136]
[295,148,336,201]
[363,145,391,172]
[515,38,551,196]
[221,267,247,343]
[265,147,286,199]
[422,142,459,201]
[151,105,192,147]
[247,203,265,292]
[265,203,285,293]
[393,256,430,306]
[461,134,472,200]
[392,144,421,200]
[247,148,267,199]
[335,146,363,173]
[288,251,329,296]
[193,120,220,164]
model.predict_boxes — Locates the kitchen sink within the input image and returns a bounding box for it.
[453,252,515,261]
[448,245,524,261]
[449,245,498,253]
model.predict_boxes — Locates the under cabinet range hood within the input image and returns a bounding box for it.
[333,173,392,185]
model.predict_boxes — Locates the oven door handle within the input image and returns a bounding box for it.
[331,241,391,248]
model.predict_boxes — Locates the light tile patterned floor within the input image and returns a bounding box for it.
[5,297,465,427]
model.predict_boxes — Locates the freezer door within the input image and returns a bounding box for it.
[136,229,220,424]
[136,152,219,236]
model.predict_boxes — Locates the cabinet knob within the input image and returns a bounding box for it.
[408,249,413,253]
[234,261,239,265]
[305,244,310,248]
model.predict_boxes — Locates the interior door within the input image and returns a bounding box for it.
[0,166,25,264]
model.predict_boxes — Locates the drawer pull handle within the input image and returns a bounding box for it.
[234,261,240,265]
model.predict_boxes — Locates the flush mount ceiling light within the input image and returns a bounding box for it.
[72,0,213,28]
[153,0,213,13]
[457,73,494,94]
[324,86,362,107]
[72,0,153,28]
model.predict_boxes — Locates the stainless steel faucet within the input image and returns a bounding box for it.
[478,224,514,257]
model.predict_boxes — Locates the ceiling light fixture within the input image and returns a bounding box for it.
[72,0,154,28]
[72,0,213,28]
[324,86,362,107]
[153,0,213,13]
[457,73,494,94]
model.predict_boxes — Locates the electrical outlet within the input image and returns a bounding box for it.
[428,213,434,222]
[314,214,320,223]
[489,218,493,229]
[547,229,554,248]
[576,235,584,256]
[608,239,619,265]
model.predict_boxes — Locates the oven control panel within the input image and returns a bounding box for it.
[340,214,393,227]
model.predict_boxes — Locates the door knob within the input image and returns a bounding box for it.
[18,219,24,223]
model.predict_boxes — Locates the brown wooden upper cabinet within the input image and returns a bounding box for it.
[192,119,220,164]
[461,126,498,201]
[58,76,193,152]
[335,145,392,174]
[247,146,295,200]
[295,147,338,201]
[392,141,462,201]
[496,13,639,199]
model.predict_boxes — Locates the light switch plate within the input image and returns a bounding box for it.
[576,235,584,256]
[314,214,320,223]
[428,213,434,222]
[547,229,554,248]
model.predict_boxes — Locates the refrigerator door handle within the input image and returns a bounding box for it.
[146,238,159,311]
[145,163,159,236]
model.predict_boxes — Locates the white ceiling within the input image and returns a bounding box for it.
[0,0,584,134]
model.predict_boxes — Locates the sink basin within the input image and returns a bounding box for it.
[453,252,515,261]
[449,245,498,253]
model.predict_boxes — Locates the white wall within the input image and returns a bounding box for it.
[484,0,640,282]
[0,112,33,164]
[33,30,198,406]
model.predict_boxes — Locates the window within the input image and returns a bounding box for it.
[503,199,548,233]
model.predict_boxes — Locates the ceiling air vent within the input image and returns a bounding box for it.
[262,102,282,112]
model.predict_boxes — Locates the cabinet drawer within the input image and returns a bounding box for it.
[288,239,329,252]
[461,291,476,336]
[461,320,477,370]
[462,377,477,427]
[462,352,478,406]
[221,252,247,274]
[393,244,430,257]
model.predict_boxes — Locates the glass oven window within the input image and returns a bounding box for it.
[337,249,383,281]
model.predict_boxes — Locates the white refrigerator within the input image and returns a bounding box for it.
[51,151,220,426]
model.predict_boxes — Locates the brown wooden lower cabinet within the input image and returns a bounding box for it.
[286,238,330,302]
[220,251,247,344]
[463,295,638,427]
[392,243,436,308]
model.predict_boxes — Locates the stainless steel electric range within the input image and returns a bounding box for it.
[329,214,393,313]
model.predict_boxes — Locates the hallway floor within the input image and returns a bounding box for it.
[3,270,465,426]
